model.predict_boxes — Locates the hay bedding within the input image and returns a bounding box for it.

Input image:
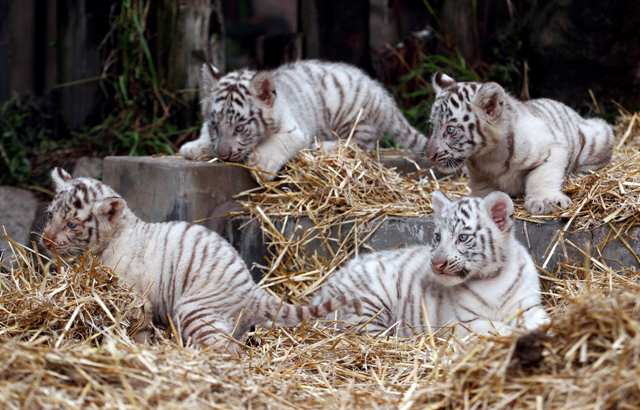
[0,113,638,409]
[236,111,640,300]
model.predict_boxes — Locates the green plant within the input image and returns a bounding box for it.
[0,0,198,188]
[393,52,480,136]
[79,0,188,156]
[0,97,58,186]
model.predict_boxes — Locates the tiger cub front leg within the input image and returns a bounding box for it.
[524,147,572,215]
[247,129,310,180]
[456,318,512,338]
[179,123,215,160]
[133,296,155,344]
[521,304,550,331]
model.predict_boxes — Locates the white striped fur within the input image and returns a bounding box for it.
[42,168,360,351]
[311,191,549,337]
[426,73,614,215]
[180,60,428,179]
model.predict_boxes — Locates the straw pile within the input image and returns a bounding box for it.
[0,113,638,409]
[1,240,639,408]
[0,239,145,346]
[558,111,640,230]
[233,144,468,301]
[410,265,640,409]
[237,111,639,300]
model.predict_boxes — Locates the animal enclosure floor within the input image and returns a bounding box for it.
[0,243,639,409]
[1,112,638,409]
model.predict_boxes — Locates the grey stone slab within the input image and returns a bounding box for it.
[226,216,639,279]
[100,155,638,279]
[0,186,39,263]
[103,156,258,235]
[224,217,267,282]
[592,224,640,271]
[374,152,430,175]
[101,152,430,239]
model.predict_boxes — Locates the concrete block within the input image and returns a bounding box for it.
[374,152,430,175]
[100,155,638,278]
[0,186,39,263]
[101,152,430,238]
[592,225,640,271]
[227,216,640,277]
[103,156,258,235]
[224,217,268,282]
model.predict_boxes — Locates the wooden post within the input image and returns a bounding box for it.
[440,0,481,66]
[157,0,225,123]
[299,0,371,71]
[45,0,58,94]
[56,0,112,129]
[4,0,36,97]
[0,1,9,101]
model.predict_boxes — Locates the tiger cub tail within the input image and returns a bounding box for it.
[258,292,362,327]
[387,104,430,154]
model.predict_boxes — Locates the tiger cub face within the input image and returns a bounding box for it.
[199,65,276,162]
[429,191,514,287]
[41,168,126,257]
[426,73,510,173]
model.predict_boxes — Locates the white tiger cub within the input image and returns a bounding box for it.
[426,73,614,215]
[41,168,360,351]
[179,60,428,179]
[311,191,549,337]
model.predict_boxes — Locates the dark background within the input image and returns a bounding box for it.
[1,0,639,188]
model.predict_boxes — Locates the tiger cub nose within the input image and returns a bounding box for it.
[41,229,56,249]
[431,259,448,274]
[217,145,232,160]
[426,144,439,163]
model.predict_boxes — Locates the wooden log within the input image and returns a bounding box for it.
[0,1,9,101]
[440,0,481,66]
[159,0,226,86]
[300,0,372,72]
[156,0,224,124]
[5,0,36,96]
[56,0,112,128]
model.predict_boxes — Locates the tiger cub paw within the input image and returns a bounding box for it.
[132,328,154,344]
[246,151,284,181]
[179,140,214,160]
[524,309,551,331]
[525,192,571,215]
[313,140,340,153]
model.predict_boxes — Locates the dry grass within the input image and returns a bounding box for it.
[0,113,638,409]
[236,111,639,300]
[1,240,639,409]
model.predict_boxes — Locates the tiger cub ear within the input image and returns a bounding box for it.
[199,63,221,116]
[432,72,456,94]
[96,197,126,223]
[200,63,220,96]
[474,82,505,122]
[431,191,452,215]
[483,191,514,232]
[51,167,72,192]
[250,72,276,107]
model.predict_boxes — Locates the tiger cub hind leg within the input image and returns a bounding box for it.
[174,305,242,353]
[132,296,156,344]
[576,118,614,172]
